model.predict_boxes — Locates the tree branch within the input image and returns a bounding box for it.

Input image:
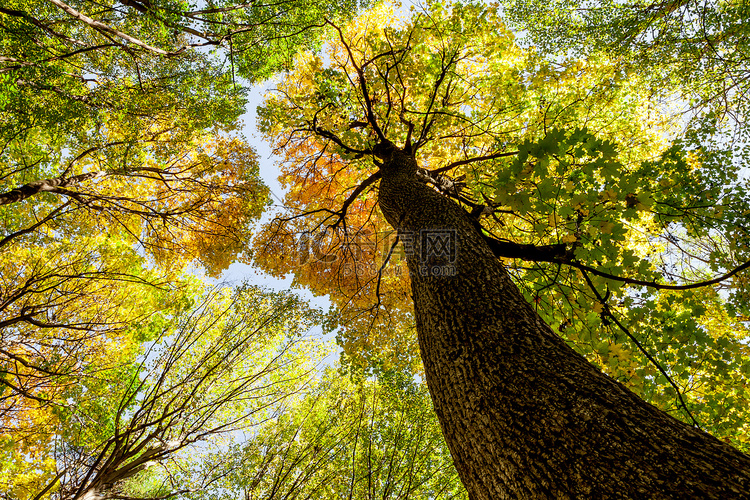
[326,20,387,143]
[0,201,71,249]
[432,150,518,175]
[0,171,103,206]
[333,172,381,228]
[480,228,750,292]
[45,0,184,56]
[484,237,573,263]
[567,258,750,291]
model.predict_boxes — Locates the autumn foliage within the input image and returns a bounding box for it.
[255,1,750,447]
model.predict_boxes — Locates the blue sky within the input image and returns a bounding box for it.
[218,81,335,314]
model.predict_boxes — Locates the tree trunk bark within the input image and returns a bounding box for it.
[375,142,750,499]
[0,171,101,206]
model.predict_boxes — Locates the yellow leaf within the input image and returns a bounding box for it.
[561,234,577,244]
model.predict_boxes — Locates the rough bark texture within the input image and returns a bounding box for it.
[375,142,750,499]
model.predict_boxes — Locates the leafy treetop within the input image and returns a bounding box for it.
[255,0,750,448]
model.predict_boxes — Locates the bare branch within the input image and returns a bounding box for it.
[566,258,750,291]
[326,20,387,143]
[0,201,72,249]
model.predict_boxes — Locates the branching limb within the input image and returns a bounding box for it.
[566,258,750,292]
[0,201,72,249]
[416,168,466,198]
[478,223,750,292]
[326,20,387,143]
[46,0,184,56]
[373,236,400,311]
[309,122,371,156]
[0,44,118,74]
[484,237,573,264]
[0,171,103,206]
[415,49,461,149]
[332,172,382,229]
[432,150,518,175]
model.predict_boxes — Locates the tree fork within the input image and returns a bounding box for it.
[375,141,750,499]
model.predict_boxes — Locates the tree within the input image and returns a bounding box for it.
[1,0,371,278]
[1,284,322,500]
[0,132,269,274]
[0,232,198,494]
[0,119,269,495]
[0,0,365,274]
[501,0,750,133]
[256,1,750,497]
[1,1,363,495]
[136,368,465,500]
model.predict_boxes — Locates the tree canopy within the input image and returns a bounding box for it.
[3,0,750,497]
[503,0,750,133]
[0,0,365,496]
[255,0,750,448]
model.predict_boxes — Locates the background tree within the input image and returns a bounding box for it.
[1,284,322,500]
[126,368,465,500]
[0,231,198,494]
[1,0,363,496]
[255,1,750,496]
[1,132,269,274]
[502,0,750,134]
[1,0,365,272]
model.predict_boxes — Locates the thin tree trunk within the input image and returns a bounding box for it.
[376,142,750,499]
[0,171,101,206]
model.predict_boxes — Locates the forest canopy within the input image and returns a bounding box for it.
[2,0,749,498]
[255,0,750,444]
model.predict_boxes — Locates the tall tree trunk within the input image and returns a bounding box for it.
[375,142,750,499]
